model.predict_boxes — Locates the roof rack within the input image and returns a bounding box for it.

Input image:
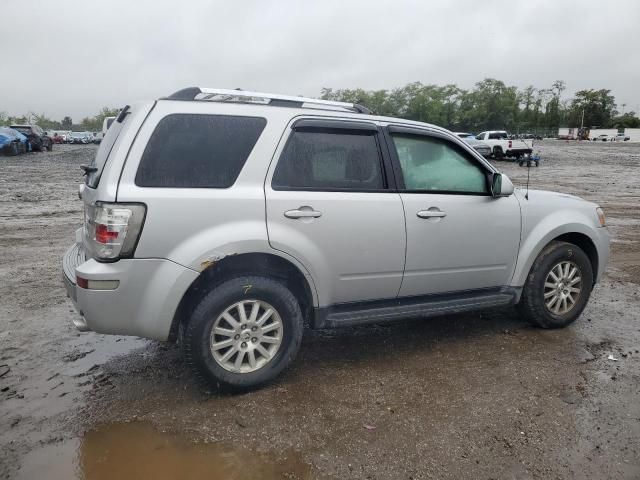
[163,87,372,114]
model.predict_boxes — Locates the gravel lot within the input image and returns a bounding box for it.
[1,141,639,479]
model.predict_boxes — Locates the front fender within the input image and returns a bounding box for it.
[511,209,607,287]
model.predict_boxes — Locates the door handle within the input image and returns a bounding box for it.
[284,208,322,219]
[417,209,447,219]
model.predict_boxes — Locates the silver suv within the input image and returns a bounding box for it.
[63,88,610,390]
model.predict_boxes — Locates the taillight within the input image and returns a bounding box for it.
[84,202,146,261]
[508,140,512,148]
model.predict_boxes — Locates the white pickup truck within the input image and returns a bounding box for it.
[475,131,533,160]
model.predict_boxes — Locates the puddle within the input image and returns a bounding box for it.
[17,422,318,480]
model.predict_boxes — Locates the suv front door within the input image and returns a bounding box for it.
[386,126,521,297]
[265,119,406,307]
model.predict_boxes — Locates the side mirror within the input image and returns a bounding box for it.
[491,173,514,197]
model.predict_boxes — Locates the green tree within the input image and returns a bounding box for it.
[568,89,617,128]
[80,107,120,132]
[609,112,640,129]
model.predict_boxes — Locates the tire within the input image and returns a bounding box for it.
[182,275,304,391]
[493,147,504,160]
[46,141,53,151]
[9,143,19,156]
[518,241,593,329]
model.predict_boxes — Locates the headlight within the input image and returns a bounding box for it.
[596,207,606,227]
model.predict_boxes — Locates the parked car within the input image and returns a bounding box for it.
[62,87,609,390]
[93,132,103,144]
[615,133,630,142]
[0,127,29,155]
[593,134,611,142]
[475,131,533,159]
[51,132,65,144]
[10,124,52,151]
[454,132,492,157]
[70,132,92,144]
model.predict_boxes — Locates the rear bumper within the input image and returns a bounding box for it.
[62,241,199,341]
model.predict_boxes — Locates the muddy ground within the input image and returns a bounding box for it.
[1,141,639,479]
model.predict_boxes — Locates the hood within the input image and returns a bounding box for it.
[515,188,584,201]
[514,188,601,215]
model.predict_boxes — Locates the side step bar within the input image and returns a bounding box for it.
[313,287,521,329]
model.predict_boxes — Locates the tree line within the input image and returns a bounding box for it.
[321,79,640,134]
[0,107,120,133]
[2,79,639,135]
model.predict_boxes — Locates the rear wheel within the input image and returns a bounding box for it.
[493,147,504,160]
[518,241,593,328]
[182,276,304,391]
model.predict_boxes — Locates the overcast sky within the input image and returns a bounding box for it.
[2,0,639,120]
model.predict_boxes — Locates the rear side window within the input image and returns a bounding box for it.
[136,114,266,188]
[272,130,384,190]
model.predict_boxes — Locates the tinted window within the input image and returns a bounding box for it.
[391,134,488,194]
[488,132,508,140]
[135,114,266,188]
[272,130,384,190]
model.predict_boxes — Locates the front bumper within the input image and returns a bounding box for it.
[594,226,610,284]
[62,240,199,341]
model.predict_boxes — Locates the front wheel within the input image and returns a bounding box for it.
[518,241,593,328]
[182,276,304,391]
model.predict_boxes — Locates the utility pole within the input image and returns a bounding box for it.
[580,108,584,129]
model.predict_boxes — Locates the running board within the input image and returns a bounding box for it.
[313,287,520,329]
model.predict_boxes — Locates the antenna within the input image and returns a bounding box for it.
[525,160,531,200]
[521,150,540,200]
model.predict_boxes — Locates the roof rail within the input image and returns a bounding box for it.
[163,87,372,114]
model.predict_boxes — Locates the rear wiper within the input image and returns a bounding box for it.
[80,164,98,175]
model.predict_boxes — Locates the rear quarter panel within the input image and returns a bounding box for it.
[114,102,319,303]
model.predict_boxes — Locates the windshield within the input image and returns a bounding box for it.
[11,127,30,134]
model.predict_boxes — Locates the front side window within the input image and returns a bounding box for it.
[391,134,488,194]
[136,114,266,188]
[272,130,384,190]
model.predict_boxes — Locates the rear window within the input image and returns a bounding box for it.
[135,114,266,188]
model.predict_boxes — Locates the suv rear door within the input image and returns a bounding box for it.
[265,118,406,307]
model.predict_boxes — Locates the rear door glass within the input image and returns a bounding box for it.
[272,130,385,190]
